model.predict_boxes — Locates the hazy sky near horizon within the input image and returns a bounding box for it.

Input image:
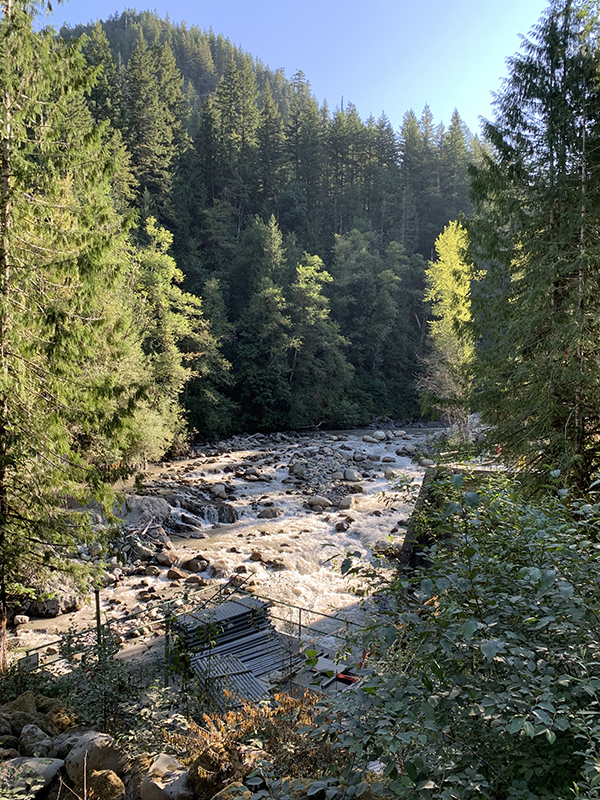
[42,0,549,135]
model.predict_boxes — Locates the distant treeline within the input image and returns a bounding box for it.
[61,10,479,438]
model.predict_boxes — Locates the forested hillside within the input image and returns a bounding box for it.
[60,11,479,437]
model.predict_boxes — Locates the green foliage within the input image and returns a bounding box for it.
[67,10,479,434]
[314,472,600,798]
[469,0,600,488]
[419,221,474,436]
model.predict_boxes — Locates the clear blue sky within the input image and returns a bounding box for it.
[42,0,548,135]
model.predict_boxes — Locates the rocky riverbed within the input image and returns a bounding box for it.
[10,426,437,665]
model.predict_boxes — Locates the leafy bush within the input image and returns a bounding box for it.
[315,473,600,799]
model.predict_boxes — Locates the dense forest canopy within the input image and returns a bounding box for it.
[56,9,479,437]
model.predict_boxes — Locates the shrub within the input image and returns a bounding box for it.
[315,473,600,799]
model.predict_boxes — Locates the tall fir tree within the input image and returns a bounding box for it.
[470,0,600,486]
[0,1,138,669]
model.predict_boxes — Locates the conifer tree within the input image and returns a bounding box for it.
[0,2,136,669]
[470,0,600,486]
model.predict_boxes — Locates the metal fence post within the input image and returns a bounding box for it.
[164,613,170,688]
[95,588,102,659]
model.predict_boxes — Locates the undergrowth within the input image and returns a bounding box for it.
[312,471,600,799]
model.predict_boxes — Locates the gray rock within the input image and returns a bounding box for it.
[338,497,353,510]
[19,725,56,758]
[53,729,88,759]
[372,430,387,441]
[0,714,12,737]
[155,550,177,567]
[308,496,332,508]
[114,495,171,527]
[257,507,283,519]
[65,731,129,782]
[13,614,29,626]
[384,468,397,480]
[89,542,103,557]
[130,541,155,561]
[344,468,362,482]
[0,757,64,796]
[362,435,378,443]
[382,456,396,463]
[140,753,193,800]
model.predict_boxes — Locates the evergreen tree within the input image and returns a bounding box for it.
[0,2,137,669]
[287,254,353,427]
[470,0,600,486]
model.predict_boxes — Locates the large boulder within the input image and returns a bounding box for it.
[115,495,172,527]
[0,713,12,736]
[140,753,193,800]
[53,728,88,759]
[5,710,59,738]
[65,731,129,783]
[2,691,37,715]
[19,724,57,758]
[307,496,332,509]
[0,756,64,796]
[35,694,78,732]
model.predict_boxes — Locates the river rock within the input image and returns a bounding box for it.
[155,550,177,567]
[19,724,56,758]
[344,468,361,482]
[130,541,155,561]
[257,507,283,519]
[0,748,19,761]
[0,715,11,736]
[65,731,129,782]
[180,557,209,573]
[13,614,29,626]
[0,757,64,796]
[140,753,193,800]
[308,496,332,508]
[185,575,207,586]
[210,483,228,500]
[372,430,387,440]
[338,497,353,510]
[362,435,378,443]
[382,456,396,463]
[384,468,397,480]
[167,567,188,580]
[25,591,81,617]
[115,495,171,527]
